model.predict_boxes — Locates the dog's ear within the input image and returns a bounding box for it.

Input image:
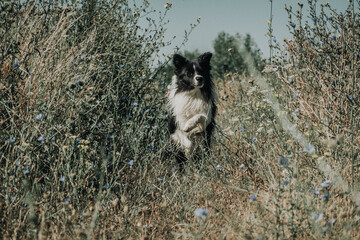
[173,54,187,70]
[198,52,212,69]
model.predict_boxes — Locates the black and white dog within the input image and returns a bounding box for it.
[167,52,217,164]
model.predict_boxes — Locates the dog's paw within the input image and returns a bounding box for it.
[183,121,194,132]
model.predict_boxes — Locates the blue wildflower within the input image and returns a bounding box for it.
[321,193,330,199]
[326,219,336,226]
[239,126,244,131]
[326,56,330,61]
[280,156,289,166]
[75,137,81,143]
[15,161,21,167]
[105,147,110,152]
[152,126,158,130]
[79,56,84,61]
[128,160,134,167]
[348,95,356,100]
[293,108,300,114]
[7,137,16,143]
[103,183,110,189]
[126,114,131,119]
[13,62,19,68]
[320,180,330,188]
[119,64,124,68]
[252,137,257,143]
[104,63,108,67]
[150,146,157,153]
[38,135,45,142]
[51,136,56,141]
[88,162,94,170]
[35,113,43,120]
[289,22,296,28]
[60,176,65,182]
[312,189,320,195]
[216,164,221,170]
[145,109,150,113]
[108,135,114,139]
[158,178,164,182]
[141,76,146,80]
[280,179,289,186]
[132,102,138,107]
[63,198,70,202]
[23,167,29,174]
[195,208,209,217]
[304,143,315,153]
[296,93,301,98]
[249,195,257,202]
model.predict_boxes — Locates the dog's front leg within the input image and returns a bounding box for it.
[183,114,206,134]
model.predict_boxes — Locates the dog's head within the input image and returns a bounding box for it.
[173,52,212,91]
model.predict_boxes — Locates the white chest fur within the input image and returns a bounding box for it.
[169,89,212,130]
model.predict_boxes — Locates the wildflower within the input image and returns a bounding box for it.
[60,176,65,182]
[145,109,150,113]
[289,22,296,28]
[13,62,19,68]
[7,137,16,143]
[75,137,81,143]
[35,113,43,120]
[128,160,134,167]
[310,212,323,222]
[106,147,110,152]
[126,114,131,119]
[103,183,110,189]
[119,64,124,68]
[321,193,330,199]
[216,164,221,170]
[312,17,317,23]
[280,156,289,166]
[149,76,154,81]
[108,135,114,139]
[348,95,356,100]
[312,189,320,195]
[282,169,289,175]
[304,143,315,153]
[150,146,157,153]
[327,219,336,226]
[63,198,70,202]
[141,76,146,80]
[249,195,257,202]
[293,108,300,114]
[132,102,138,107]
[320,180,331,188]
[152,125,158,130]
[321,227,328,233]
[296,93,301,98]
[252,137,257,143]
[239,163,245,169]
[15,161,21,167]
[158,178,164,182]
[103,63,108,67]
[195,208,209,217]
[79,56,84,61]
[239,126,244,131]
[280,179,289,186]
[326,56,330,61]
[330,34,337,40]
[88,162,94,170]
[51,136,56,141]
[23,167,29,174]
[38,135,45,142]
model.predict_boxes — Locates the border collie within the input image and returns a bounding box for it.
[167,52,217,164]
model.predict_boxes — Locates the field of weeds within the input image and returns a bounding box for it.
[1,0,360,239]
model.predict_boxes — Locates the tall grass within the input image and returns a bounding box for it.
[1,0,360,239]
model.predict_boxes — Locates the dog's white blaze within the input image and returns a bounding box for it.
[168,76,213,153]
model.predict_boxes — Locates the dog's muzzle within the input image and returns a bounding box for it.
[195,75,204,87]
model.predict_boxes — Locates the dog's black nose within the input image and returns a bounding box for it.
[195,76,204,83]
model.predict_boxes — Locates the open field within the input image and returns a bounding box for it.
[1,0,360,239]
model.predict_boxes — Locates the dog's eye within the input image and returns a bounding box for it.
[187,72,193,77]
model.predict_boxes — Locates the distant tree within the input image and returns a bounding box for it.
[212,32,264,78]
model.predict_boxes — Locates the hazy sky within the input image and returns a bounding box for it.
[147,0,349,59]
